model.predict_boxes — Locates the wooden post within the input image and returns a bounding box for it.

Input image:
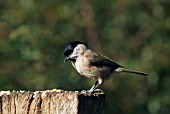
[0,90,105,114]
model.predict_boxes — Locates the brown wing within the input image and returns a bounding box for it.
[90,54,122,70]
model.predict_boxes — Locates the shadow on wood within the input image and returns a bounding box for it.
[0,90,105,114]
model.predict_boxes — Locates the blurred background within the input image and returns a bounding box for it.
[0,0,170,114]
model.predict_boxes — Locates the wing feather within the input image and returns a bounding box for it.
[90,54,122,69]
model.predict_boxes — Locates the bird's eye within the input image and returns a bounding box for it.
[76,48,79,51]
[75,48,81,54]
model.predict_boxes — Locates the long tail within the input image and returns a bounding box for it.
[116,67,148,76]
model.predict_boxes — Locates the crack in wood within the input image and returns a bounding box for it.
[26,94,33,114]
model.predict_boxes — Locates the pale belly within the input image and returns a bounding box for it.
[71,61,97,78]
[71,61,113,79]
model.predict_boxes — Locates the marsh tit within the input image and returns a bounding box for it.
[63,41,147,93]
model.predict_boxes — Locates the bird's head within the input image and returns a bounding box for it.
[63,41,87,63]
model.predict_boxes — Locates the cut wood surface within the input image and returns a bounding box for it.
[0,90,105,114]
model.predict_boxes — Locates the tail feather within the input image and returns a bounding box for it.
[115,67,148,76]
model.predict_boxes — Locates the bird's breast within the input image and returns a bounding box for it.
[71,58,96,78]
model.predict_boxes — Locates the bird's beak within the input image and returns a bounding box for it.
[64,55,77,63]
[64,57,70,63]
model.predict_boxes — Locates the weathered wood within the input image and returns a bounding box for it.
[0,90,105,114]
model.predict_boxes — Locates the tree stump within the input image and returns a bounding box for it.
[0,90,105,114]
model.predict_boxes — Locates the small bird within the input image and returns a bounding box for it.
[63,41,147,93]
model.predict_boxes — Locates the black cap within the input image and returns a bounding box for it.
[63,41,83,58]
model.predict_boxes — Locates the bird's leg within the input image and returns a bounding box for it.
[88,81,99,92]
[81,81,99,93]
[81,78,104,93]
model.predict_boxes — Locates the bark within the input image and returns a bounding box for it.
[0,90,105,114]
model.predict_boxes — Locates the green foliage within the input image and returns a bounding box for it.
[0,0,170,114]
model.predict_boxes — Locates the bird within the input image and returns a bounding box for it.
[63,41,148,93]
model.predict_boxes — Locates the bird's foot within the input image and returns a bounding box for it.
[81,89,103,94]
[93,89,103,92]
[81,90,93,93]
